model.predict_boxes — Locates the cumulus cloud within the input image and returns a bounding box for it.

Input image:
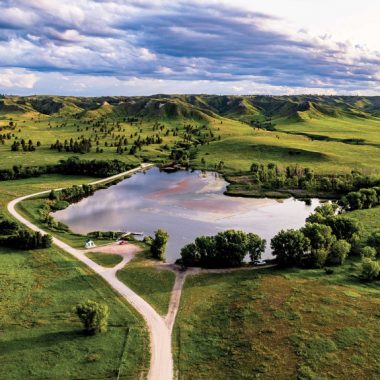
[0,68,38,89]
[0,0,379,94]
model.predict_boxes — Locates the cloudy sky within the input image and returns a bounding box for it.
[1,0,380,96]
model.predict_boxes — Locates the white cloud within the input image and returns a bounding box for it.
[0,69,38,89]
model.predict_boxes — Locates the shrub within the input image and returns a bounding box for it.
[368,230,380,255]
[50,200,70,211]
[75,300,109,335]
[361,258,380,282]
[361,246,377,259]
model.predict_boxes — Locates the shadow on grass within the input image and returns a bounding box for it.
[0,330,89,354]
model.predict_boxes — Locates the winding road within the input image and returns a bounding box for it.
[7,164,174,380]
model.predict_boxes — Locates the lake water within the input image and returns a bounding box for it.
[53,167,321,263]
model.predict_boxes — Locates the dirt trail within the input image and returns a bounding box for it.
[7,164,174,380]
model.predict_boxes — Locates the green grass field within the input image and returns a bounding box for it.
[86,251,124,268]
[174,261,380,380]
[117,251,176,316]
[0,175,149,379]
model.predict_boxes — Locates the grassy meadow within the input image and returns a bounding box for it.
[173,261,380,380]
[117,251,176,316]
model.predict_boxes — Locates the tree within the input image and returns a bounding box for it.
[361,246,377,260]
[180,243,199,267]
[270,229,310,267]
[306,202,338,224]
[150,229,169,261]
[327,240,351,266]
[302,223,335,267]
[343,192,363,210]
[214,230,251,267]
[75,300,109,335]
[361,258,380,282]
[49,189,59,200]
[247,232,266,262]
[325,216,361,242]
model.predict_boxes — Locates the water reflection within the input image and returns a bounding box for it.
[53,168,320,262]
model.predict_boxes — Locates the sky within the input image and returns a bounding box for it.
[0,0,380,96]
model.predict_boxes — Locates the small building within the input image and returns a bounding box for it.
[85,240,96,249]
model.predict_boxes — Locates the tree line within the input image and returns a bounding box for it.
[248,162,380,195]
[0,156,136,181]
[0,215,52,250]
[178,202,380,281]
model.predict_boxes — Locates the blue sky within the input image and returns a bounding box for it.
[0,0,379,95]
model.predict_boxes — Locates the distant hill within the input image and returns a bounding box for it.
[1,94,380,122]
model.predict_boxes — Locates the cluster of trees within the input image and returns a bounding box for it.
[0,164,50,181]
[271,203,361,268]
[360,231,380,281]
[87,231,122,240]
[50,183,94,203]
[11,139,39,152]
[0,215,52,250]
[56,157,135,177]
[0,157,136,181]
[249,162,380,195]
[340,187,380,211]
[271,202,380,281]
[51,138,92,153]
[180,230,266,268]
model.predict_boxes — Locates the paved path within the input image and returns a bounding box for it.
[7,164,174,380]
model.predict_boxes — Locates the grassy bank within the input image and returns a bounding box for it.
[0,175,149,379]
[117,251,176,316]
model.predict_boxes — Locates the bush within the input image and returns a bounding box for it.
[361,246,377,259]
[0,219,18,234]
[361,258,380,282]
[327,240,351,266]
[75,300,109,335]
[50,200,70,211]
[367,230,380,255]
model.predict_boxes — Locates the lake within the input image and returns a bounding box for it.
[53,167,321,263]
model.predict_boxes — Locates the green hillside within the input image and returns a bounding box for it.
[0,94,379,176]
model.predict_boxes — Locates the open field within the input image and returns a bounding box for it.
[85,251,124,267]
[174,261,380,380]
[172,204,380,379]
[117,251,176,316]
[0,175,149,379]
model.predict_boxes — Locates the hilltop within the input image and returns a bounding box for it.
[2,94,380,121]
